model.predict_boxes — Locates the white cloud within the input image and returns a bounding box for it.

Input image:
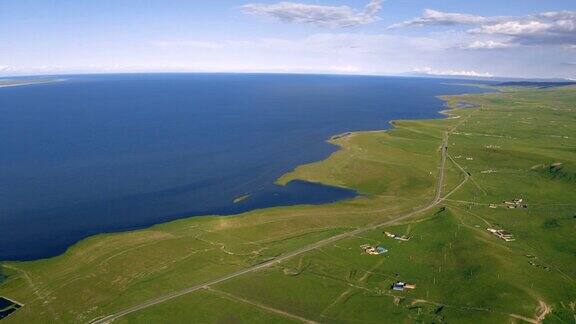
[463,40,514,50]
[391,9,576,48]
[470,21,553,36]
[241,0,383,28]
[413,67,493,77]
[389,9,489,28]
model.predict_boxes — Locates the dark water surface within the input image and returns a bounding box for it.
[0,74,491,260]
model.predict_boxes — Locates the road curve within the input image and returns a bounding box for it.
[90,132,451,324]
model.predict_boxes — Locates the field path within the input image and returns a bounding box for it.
[206,287,317,323]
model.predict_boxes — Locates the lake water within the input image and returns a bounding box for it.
[0,74,490,260]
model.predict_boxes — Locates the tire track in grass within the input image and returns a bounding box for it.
[206,287,317,324]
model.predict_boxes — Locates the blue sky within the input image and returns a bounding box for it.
[1,0,575,78]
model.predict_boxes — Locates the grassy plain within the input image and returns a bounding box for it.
[1,86,575,323]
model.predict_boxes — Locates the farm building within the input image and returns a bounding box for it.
[360,244,388,255]
[392,282,416,291]
[487,228,515,242]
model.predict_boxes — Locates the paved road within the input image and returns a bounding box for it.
[90,133,451,324]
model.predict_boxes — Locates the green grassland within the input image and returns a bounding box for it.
[1,86,575,323]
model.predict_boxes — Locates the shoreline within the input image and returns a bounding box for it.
[1,85,489,263]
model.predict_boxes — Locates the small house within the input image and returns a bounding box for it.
[376,246,388,254]
[392,282,405,291]
[392,282,416,291]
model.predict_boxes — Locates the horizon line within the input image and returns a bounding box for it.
[2,71,571,82]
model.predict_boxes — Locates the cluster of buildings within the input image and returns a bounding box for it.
[358,238,417,292]
[503,198,528,209]
[486,228,515,242]
[384,231,411,241]
[360,244,388,255]
[488,198,527,209]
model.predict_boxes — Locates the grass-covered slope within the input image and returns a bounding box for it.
[1,86,575,323]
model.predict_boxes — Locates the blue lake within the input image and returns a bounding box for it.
[0,74,491,260]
